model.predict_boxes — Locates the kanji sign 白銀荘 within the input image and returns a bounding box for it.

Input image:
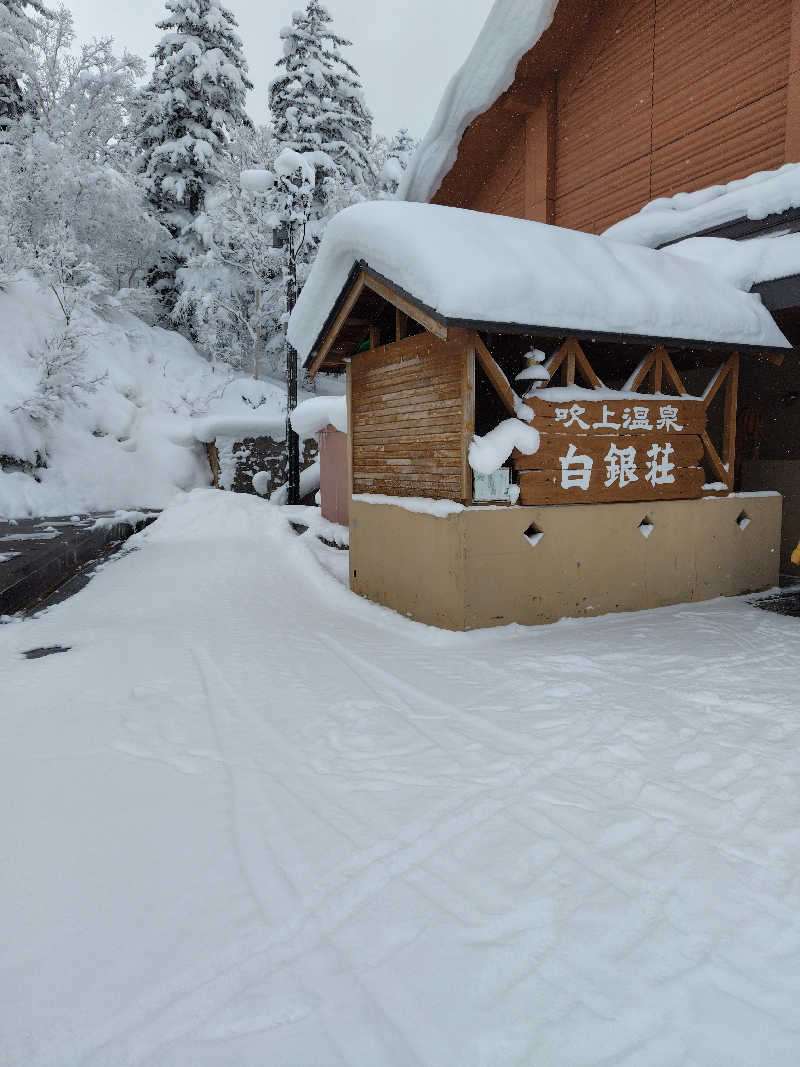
[514,396,707,505]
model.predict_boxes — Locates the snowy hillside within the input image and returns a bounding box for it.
[0,275,318,518]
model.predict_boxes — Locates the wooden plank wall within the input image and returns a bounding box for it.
[350,333,473,501]
[448,0,792,234]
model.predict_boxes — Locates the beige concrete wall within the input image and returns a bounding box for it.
[349,495,782,631]
[741,460,800,574]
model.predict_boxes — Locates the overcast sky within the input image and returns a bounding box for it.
[63,0,493,139]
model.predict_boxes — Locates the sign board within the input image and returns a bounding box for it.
[516,396,707,506]
[474,468,512,502]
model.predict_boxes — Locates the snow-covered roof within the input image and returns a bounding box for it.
[605,163,800,249]
[664,233,800,291]
[287,201,790,366]
[399,0,559,204]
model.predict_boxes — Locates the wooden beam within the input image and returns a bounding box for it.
[462,343,476,504]
[722,353,740,479]
[395,309,408,342]
[523,88,555,224]
[571,338,604,389]
[473,334,519,417]
[564,342,576,386]
[702,356,735,410]
[652,350,663,394]
[369,326,380,350]
[346,360,354,511]
[625,349,658,392]
[544,341,569,381]
[660,349,688,396]
[700,430,729,486]
[785,0,800,161]
[362,273,447,341]
[308,273,366,378]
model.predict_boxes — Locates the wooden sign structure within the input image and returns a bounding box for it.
[506,340,739,507]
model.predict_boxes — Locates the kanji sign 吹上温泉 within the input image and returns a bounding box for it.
[514,396,707,505]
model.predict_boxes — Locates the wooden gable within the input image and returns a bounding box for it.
[432,0,797,233]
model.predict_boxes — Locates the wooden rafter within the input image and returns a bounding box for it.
[544,337,604,389]
[473,334,519,417]
[572,340,604,388]
[699,353,740,489]
[308,273,366,377]
[624,349,659,392]
[660,350,688,396]
[362,273,447,341]
[308,269,447,378]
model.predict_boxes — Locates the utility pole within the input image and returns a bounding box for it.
[285,217,300,505]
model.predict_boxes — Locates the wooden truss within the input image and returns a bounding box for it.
[475,336,741,493]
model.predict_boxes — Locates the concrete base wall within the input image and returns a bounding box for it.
[741,460,800,573]
[349,494,782,630]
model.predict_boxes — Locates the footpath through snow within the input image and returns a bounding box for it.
[2,490,800,1066]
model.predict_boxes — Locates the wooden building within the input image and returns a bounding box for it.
[288,0,800,629]
[403,0,800,235]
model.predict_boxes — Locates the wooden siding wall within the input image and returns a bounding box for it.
[350,333,474,502]
[453,0,792,233]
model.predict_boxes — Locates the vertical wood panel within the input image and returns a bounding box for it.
[785,0,800,160]
[351,335,471,499]
[462,0,793,231]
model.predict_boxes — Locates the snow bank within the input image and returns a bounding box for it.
[0,276,216,518]
[399,0,559,204]
[353,493,465,517]
[605,161,800,248]
[290,395,348,439]
[469,418,539,475]
[288,201,790,365]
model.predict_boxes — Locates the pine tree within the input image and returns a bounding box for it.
[136,0,253,308]
[378,127,417,195]
[269,0,374,198]
[0,0,49,136]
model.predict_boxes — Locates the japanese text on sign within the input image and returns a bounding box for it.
[559,441,676,491]
[553,403,684,433]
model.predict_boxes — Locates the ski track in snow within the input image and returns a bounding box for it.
[1,489,800,1066]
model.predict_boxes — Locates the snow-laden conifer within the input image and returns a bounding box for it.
[0,0,49,135]
[136,0,253,307]
[269,0,374,196]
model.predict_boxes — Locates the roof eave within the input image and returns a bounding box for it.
[303,261,791,371]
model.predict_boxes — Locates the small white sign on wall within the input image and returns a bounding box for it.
[473,468,512,502]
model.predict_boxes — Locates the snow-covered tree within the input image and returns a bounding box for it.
[135,0,253,310]
[269,0,374,204]
[377,127,416,195]
[29,5,143,164]
[0,0,49,136]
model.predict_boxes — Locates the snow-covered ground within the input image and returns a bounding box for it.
[3,489,800,1066]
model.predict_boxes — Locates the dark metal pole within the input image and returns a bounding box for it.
[285,203,300,505]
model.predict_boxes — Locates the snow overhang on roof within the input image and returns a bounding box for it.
[604,162,800,249]
[287,201,791,368]
[398,0,560,205]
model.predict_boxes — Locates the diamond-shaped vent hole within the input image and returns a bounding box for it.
[736,511,751,531]
[638,516,655,539]
[523,522,544,547]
